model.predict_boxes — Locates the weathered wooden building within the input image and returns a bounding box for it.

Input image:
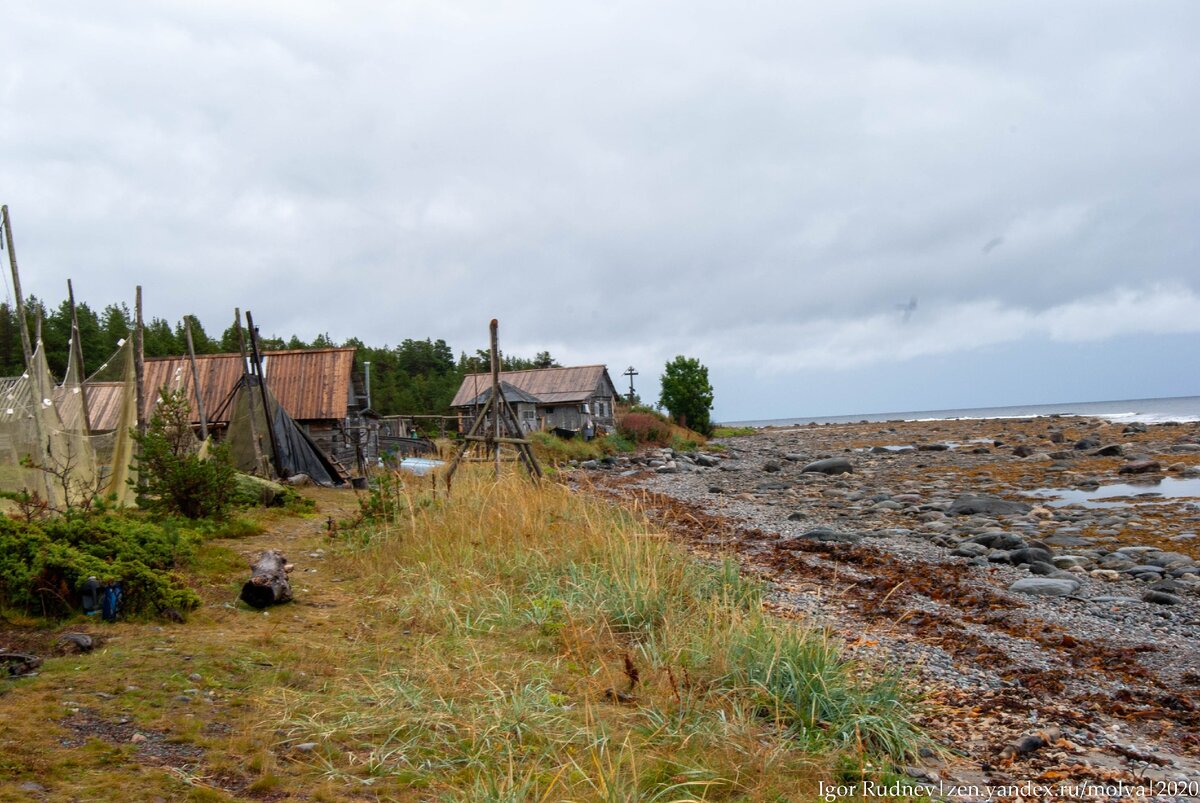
[450,365,619,436]
[454,380,542,433]
[83,347,375,470]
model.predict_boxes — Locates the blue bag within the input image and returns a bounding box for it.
[101,583,122,622]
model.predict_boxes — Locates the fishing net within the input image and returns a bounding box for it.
[82,337,139,507]
[225,376,271,476]
[224,375,343,485]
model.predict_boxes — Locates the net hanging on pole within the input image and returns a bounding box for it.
[0,336,139,512]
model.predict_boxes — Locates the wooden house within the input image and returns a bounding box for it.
[455,380,542,433]
[451,365,619,436]
[82,347,375,469]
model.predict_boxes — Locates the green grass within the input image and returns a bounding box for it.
[711,426,757,438]
[527,431,634,465]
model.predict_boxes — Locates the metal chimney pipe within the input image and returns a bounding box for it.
[363,361,371,409]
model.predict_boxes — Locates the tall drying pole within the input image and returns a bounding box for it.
[245,311,284,479]
[134,286,147,437]
[1,205,34,368]
[490,319,501,479]
[1,206,54,503]
[67,279,92,435]
[183,316,209,441]
[233,308,266,474]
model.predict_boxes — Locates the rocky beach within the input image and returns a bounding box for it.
[581,415,1200,800]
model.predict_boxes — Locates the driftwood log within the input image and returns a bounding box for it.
[1,651,43,676]
[240,550,294,609]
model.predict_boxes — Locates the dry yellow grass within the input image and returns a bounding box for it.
[0,472,921,801]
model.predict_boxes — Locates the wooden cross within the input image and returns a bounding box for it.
[623,365,638,403]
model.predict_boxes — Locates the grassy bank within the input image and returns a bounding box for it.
[275,471,921,798]
[0,472,922,800]
[711,425,757,438]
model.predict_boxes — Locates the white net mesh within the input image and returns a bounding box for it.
[83,337,139,507]
[0,336,138,512]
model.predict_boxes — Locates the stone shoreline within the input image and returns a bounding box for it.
[579,414,1200,801]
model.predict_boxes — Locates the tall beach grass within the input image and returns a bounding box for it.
[268,468,923,799]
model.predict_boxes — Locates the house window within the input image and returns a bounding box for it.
[521,408,535,421]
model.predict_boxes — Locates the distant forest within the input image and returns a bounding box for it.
[0,298,562,417]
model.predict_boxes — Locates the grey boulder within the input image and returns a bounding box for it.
[1008,577,1080,597]
[948,494,1032,517]
[800,457,853,475]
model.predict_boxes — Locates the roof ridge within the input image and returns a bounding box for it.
[463,364,607,378]
[146,346,356,362]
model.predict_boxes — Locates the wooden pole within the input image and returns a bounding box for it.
[1,205,34,369]
[245,311,284,479]
[444,392,492,488]
[1,207,53,502]
[67,279,92,435]
[134,286,146,436]
[233,308,266,475]
[490,318,500,479]
[183,317,209,441]
[444,319,541,491]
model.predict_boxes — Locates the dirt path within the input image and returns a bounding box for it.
[0,488,365,801]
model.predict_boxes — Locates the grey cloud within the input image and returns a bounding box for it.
[0,2,1196,417]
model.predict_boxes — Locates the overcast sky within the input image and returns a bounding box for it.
[2,2,1197,421]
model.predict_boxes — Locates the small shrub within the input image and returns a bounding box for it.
[618,412,673,446]
[133,390,238,519]
[0,514,201,617]
[618,409,708,450]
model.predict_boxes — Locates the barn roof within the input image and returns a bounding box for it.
[451,365,614,408]
[460,380,541,408]
[81,347,356,431]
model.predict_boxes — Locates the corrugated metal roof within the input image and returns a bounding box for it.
[81,348,356,431]
[451,365,615,408]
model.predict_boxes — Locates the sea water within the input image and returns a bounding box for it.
[725,395,1200,428]
[1027,477,1200,509]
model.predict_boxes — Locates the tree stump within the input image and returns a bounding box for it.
[240,550,293,609]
